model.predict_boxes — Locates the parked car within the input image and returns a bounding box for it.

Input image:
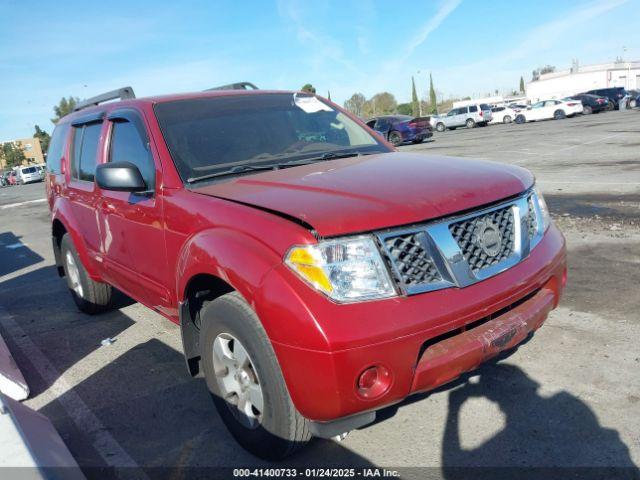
[490,106,518,124]
[0,172,10,186]
[15,165,42,184]
[514,99,583,123]
[433,104,493,131]
[583,87,628,110]
[624,89,639,108]
[508,103,529,111]
[47,86,566,459]
[563,93,610,114]
[365,115,433,146]
[7,171,17,186]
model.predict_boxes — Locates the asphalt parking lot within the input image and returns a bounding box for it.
[0,110,639,479]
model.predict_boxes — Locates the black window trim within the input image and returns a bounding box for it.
[106,108,156,194]
[71,111,105,127]
[71,122,103,183]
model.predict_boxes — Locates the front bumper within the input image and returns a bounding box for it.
[261,225,566,423]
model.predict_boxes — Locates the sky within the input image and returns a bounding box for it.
[1,0,638,141]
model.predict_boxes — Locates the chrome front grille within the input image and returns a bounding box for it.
[449,206,515,274]
[377,190,544,295]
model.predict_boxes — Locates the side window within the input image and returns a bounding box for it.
[109,120,155,189]
[46,124,70,174]
[469,105,478,113]
[71,122,102,181]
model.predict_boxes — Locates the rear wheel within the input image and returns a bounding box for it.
[466,118,476,128]
[60,234,113,314]
[553,109,566,120]
[503,115,512,124]
[388,131,403,146]
[435,123,445,132]
[515,114,526,124]
[201,292,311,459]
[583,105,592,115]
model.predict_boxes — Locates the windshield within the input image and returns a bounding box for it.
[154,93,389,182]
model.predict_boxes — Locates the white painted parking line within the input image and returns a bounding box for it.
[5,243,27,249]
[0,198,47,210]
[0,306,148,479]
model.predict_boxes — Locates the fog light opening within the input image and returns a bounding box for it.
[356,365,391,399]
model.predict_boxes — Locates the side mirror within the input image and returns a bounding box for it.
[96,161,147,192]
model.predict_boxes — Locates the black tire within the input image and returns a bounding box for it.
[503,115,512,124]
[515,114,526,124]
[583,105,592,115]
[388,131,403,146]
[435,122,445,132]
[553,109,566,120]
[466,118,476,128]
[606,102,614,111]
[60,234,113,314]
[201,292,311,459]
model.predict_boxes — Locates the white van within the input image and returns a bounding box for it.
[15,165,42,184]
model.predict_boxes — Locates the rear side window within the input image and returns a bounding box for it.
[46,124,70,174]
[480,104,491,110]
[469,105,478,112]
[71,123,102,181]
[109,120,155,189]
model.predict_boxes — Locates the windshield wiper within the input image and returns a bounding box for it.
[186,164,278,183]
[186,151,373,184]
[279,150,369,167]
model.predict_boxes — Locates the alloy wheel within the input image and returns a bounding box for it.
[65,251,84,298]
[213,333,264,429]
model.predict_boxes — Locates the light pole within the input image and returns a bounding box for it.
[416,70,423,116]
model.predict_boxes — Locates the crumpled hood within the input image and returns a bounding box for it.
[192,152,534,237]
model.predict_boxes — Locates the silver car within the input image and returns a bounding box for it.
[433,104,493,132]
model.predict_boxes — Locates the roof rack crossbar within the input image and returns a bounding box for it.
[74,87,136,112]
[205,82,258,91]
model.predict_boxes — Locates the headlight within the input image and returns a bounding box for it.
[533,186,551,231]
[285,236,396,302]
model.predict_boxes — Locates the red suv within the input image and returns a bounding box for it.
[46,86,566,459]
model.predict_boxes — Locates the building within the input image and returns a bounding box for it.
[453,95,528,109]
[0,137,44,170]
[526,60,640,102]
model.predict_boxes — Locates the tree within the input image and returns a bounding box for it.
[531,65,555,81]
[51,96,79,124]
[428,73,438,115]
[343,93,366,117]
[519,76,525,93]
[1,143,26,169]
[397,103,413,115]
[411,76,420,117]
[301,84,316,94]
[364,92,397,116]
[34,125,51,156]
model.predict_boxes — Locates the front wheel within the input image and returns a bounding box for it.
[435,123,445,132]
[388,131,403,146]
[515,114,526,124]
[466,118,476,128]
[60,234,113,314]
[201,292,311,459]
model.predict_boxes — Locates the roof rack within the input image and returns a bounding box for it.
[73,87,136,112]
[205,82,259,91]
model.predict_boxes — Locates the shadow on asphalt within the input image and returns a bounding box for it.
[0,231,44,276]
[0,263,377,479]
